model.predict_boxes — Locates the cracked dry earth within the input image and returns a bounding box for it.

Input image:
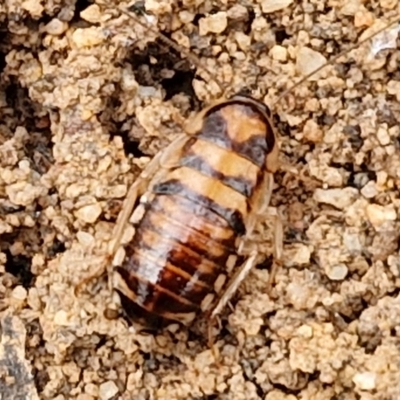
[1,0,400,399]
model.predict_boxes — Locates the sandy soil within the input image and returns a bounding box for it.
[1,0,400,399]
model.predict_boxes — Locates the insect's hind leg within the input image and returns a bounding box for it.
[264,206,283,292]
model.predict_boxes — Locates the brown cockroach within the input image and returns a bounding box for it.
[79,4,400,330]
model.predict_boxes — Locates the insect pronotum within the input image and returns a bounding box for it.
[79,2,400,329]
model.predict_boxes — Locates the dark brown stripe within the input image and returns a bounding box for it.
[152,179,246,235]
[130,229,226,278]
[151,189,231,229]
[117,264,198,310]
[150,195,235,243]
[180,151,254,197]
[133,210,235,262]
[129,251,210,305]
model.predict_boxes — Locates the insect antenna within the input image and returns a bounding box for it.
[277,15,400,102]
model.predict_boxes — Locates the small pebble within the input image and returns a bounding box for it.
[360,181,378,198]
[313,188,359,209]
[99,381,119,400]
[45,19,68,35]
[270,45,288,61]
[261,0,294,13]
[303,119,323,142]
[296,47,327,79]
[284,244,311,267]
[80,4,102,23]
[75,203,102,224]
[296,324,313,338]
[366,204,397,227]
[227,4,248,20]
[376,126,391,146]
[326,264,349,281]
[12,286,27,301]
[76,231,95,248]
[71,27,104,48]
[352,371,376,390]
[199,12,228,35]
[54,310,69,326]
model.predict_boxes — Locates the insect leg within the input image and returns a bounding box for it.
[237,171,283,292]
[210,253,259,319]
[264,206,284,292]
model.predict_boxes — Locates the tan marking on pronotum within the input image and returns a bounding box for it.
[220,105,268,144]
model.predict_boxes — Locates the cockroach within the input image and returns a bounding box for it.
[78,4,400,330]
[110,94,281,328]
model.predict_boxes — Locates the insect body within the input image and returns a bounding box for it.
[112,95,279,328]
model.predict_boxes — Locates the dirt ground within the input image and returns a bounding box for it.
[1,0,400,399]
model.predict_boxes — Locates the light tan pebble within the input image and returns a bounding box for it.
[303,119,323,142]
[270,45,288,61]
[76,231,95,248]
[178,10,194,23]
[75,203,102,224]
[296,47,327,79]
[304,98,320,112]
[71,27,105,48]
[99,381,119,400]
[45,19,68,35]
[283,244,311,267]
[23,215,35,227]
[6,182,46,206]
[84,383,99,397]
[366,204,397,227]
[360,181,378,199]
[12,286,27,301]
[145,0,172,13]
[340,0,363,15]
[54,310,69,326]
[77,394,95,400]
[8,215,20,228]
[354,10,374,27]
[126,371,143,392]
[296,324,313,338]
[343,230,362,253]
[376,171,388,187]
[234,32,251,51]
[313,188,358,209]
[244,318,263,335]
[326,264,349,281]
[261,0,294,13]
[0,221,12,234]
[121,68,139,93]
[22,0,43,16]
[199,12,228,35]
[27,288,41,311]
[352,371,376,390]
[376,126,391,146]
[227,4,248,20]
[387,80,400,102]
[380,0,398,8]
[80,4,102,23]
[388,255,400,276]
